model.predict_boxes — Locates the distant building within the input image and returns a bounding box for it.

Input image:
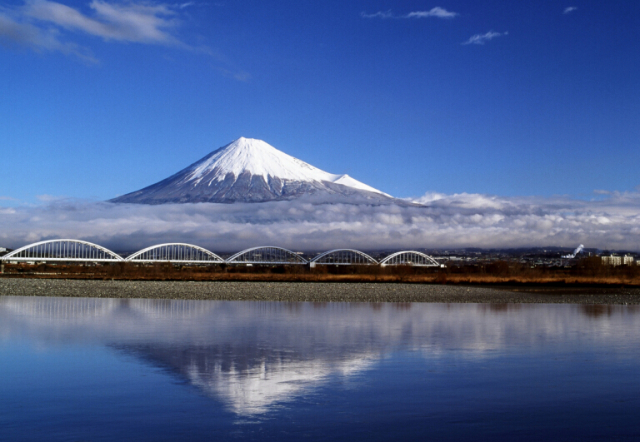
[601,254,622,266]
[0,247,6,252]
[600,254,635,266]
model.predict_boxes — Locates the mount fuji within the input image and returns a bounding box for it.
[110,137,394,204]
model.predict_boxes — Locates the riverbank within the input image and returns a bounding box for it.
[4,257,640,287]
[2,278,640,304]
[3,270,640,287]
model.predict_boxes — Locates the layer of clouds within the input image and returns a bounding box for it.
[0,0,196,61]
[462,30,508,45]
[2,191,640,253]
[564,6,578,14]
[361,7,458,20]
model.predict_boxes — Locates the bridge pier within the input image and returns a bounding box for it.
[1,263,4,274]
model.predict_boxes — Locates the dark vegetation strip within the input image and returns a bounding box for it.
[3,257,640,287]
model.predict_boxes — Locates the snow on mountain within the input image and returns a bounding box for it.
[110,137,392,204]
[186,137,386,194]
[332,174,385,195]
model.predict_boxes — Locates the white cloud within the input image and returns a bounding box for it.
[35,194,67,202]
[406,7,458,19]
[0,1,248,77]
[0,0,198,61]
[216,66,251,82]
[564,6,578,14]
[462,30,508,45]
[361,10,393,19]
[25,0,183,46]
[361,7,458,20]
[0,10,97,62]
[2,191,640,252]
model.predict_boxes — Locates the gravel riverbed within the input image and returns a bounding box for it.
[2,279,640,304]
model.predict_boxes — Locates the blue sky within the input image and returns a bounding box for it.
[1,0,639,204]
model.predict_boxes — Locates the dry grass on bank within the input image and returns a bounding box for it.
[3,257,640,286]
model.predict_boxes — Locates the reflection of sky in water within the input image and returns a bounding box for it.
[2,297,640,441]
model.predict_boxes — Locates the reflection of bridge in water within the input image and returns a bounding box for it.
[2,239,443,267]
[0,296,119,319]
[0,297,216,320]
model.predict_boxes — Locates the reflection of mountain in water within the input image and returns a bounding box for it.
[115,342,376,415]
[2,297,640,415]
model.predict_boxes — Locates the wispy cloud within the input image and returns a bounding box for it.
[2,191,640,252]
[361,7,458,20]
[0,1,248,78]
[216,66,251,82]
[35,194,67,202]
[462,30,508,45]
[406,7,458,19]
[361,10,393,19]
[0,196,18,201]
[25,0,184,46]
[564,6,578,14]
[0,0,199,61]
[0,10,98,62]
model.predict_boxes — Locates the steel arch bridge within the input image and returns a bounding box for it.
[125,243,224,264]
[379,251,441,267]
[310,249,378,266]
[1,239,123,263]
[0,240,444,269]
[226,246,308,265]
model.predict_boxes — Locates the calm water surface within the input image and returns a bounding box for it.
[1,297,640,441]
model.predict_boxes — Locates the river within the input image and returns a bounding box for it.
[1,296,639,441]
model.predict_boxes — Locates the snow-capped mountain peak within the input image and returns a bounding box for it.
[186,137,340,185]
[110,137,391,204]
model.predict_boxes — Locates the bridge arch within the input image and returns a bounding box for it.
[227,246,308,265]
[126,243,224,264]
[1,239,123,262]
[379,251,442,267]
[310,249,378,266]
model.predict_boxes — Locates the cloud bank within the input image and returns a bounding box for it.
[2,191,640,253]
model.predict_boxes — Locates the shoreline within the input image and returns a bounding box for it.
[3,271,640,287]
[2,278,640,304]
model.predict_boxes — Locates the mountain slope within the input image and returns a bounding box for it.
[110,137,393,204]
